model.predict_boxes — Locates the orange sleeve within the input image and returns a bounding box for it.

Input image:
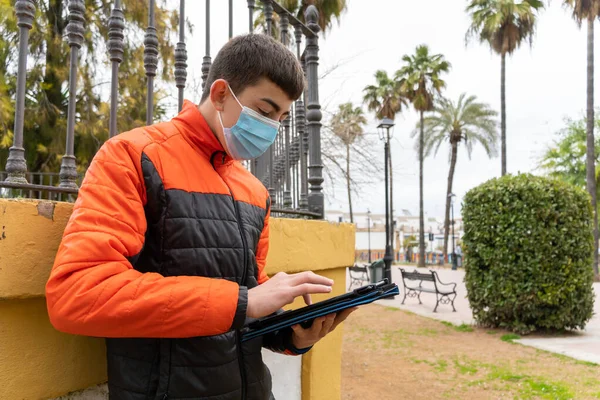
[256,197,271,285]
[45,136,244,339]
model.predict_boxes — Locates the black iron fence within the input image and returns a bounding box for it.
[0,0,324,218]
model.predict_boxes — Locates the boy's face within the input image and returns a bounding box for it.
[209,78,295,149]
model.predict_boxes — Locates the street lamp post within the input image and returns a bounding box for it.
[367,209,372,263]
[378,118,395,283]
[449,193,457,271]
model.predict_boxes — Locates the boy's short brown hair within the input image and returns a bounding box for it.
[200,34,305,102]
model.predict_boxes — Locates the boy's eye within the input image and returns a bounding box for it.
[258,109,270,117]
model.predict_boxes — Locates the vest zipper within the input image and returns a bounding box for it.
[229,189,248,400]
[211,152,248,400]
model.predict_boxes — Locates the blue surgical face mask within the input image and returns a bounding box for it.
[218,86,280,160]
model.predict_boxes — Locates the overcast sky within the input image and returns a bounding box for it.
[180,0,595,219]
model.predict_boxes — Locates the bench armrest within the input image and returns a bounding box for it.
[431,271,457,289]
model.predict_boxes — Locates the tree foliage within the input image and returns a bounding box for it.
[254,0,347,37]
[539,115,600,193]
[0,0,181,173]
[465,0,544,56]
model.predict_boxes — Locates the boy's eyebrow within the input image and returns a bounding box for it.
[260,98,281,112]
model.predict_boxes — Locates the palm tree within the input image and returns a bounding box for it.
[562,0,600,276]
[396,44,451,268]
[466,0,544,176]
[330,102,367,223]
[363,70,408,258]
[255,0,347,36]
[418,93,498,263]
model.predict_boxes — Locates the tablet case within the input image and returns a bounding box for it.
[241,279,399,342]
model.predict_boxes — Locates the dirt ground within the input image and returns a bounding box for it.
[341,304,600,400]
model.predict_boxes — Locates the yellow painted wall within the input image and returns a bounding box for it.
[0,199,355,400]
[294,267,347,400]
[0,298,107,400]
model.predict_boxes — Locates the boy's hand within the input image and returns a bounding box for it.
[290,307,358,349]
[247,271,334,319]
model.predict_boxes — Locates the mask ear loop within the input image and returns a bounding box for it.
[218,84,243,130]
[227,84,244,109]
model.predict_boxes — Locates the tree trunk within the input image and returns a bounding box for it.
[387,129,394,260]
[419,111,426,268]
[586,17,599,275]
[443,140,459,264]
[501,52,507,176]
[346,143,353,223]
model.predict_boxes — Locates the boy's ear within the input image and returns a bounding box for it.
[209,79,229,112]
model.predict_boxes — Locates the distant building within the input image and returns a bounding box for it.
[325,209,463,258]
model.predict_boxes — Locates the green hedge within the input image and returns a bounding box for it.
[462,174,595,334]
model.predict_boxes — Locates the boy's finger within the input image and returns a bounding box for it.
[290,271,333,286]
[319,314,336,337]
[303,294,312,306]
[292,283,332,298]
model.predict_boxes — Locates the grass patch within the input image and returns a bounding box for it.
[381,329,412,349]
[435,360,448,372]
[486,330,498,335]
[584,378,600,387]
[453,358,478,375]
[417,328,440,337]
[577,360,599,367]
[358,327,376,335]
[409,358,448,372]
[500,333,521,343]
[455,324,474,332]
[485,367,573,399]
[439,320,474,333]
[521,378,573,399]
[488,367,527,382]
[383,306,400,312]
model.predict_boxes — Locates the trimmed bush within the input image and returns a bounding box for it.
[462,174,595,334]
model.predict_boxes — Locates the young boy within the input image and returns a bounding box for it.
[45,34,353,400]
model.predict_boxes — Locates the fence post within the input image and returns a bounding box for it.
[175,0,187,112]
[5,0,35,184]
[108,0,124,138]
[144,0,159,125]
[305,6,324,217]
[295,25,308,211]
[280,13,292,208]
[59,0,85,189]
[201,0,211,90]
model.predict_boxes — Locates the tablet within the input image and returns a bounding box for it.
[241,279,399,342]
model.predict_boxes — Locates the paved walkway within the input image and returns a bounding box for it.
[348,265,600,364]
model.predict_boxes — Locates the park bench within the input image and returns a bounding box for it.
[348,263,370,290]
[399,268,457,312]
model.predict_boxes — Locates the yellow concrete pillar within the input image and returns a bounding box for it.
[299,267,347,400]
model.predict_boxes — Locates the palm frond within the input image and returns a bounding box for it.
[417,92,499,163]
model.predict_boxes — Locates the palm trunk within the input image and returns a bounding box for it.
[443,140,459,264]
[387,129,394,260]
[501,52,507,176]
[346,143,353,223]
[419,111,426,268]
[586,17,599,275]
